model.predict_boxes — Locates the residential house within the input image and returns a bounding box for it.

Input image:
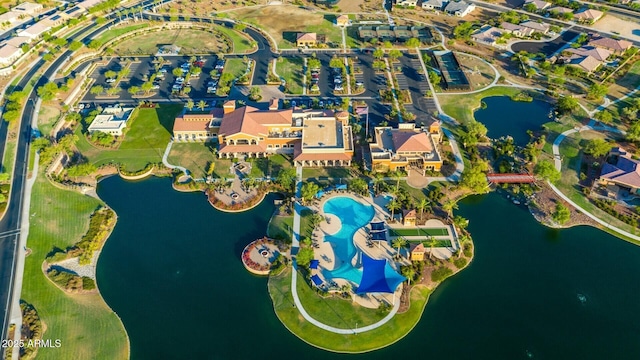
[395,0,418,6]
[598,147,640,195]
[520,20,550,34]
[523,0,551,10]
[0,11,20,24]
[421,0,445,10]
[444,1,475,17]
[566,46,612,61]
[410,243,426,261]
[0,44,23,66]
[500,22,535,37]
[172,108,224,142]
[17,20,53,40]
[214,101,354,167]
[87,105,135,136]
[548,6,573,14]
[564,54,602,73]
[402,209,417,226]
[369,123,443,174]
[12,2,43,15]
[5,36,31,48]
[46,14,65,27]
[77,0,105,11]
[574,8,604,23]
[336,14,350,26]
[296,32,317,47]
[588,36,633,55]
[471,26,504,46]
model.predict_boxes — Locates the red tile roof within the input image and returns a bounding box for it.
[392,131,434,152]
[589,37,632,52]
[218,106,293,137]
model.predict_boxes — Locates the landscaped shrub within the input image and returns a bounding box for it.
[431,266,453,282]
[82,277,96,290]
[453,257,468,269]
[463,243,473,258]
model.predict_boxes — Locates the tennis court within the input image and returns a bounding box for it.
[389,228,449,237]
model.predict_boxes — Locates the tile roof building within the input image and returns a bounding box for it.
[566,46,612,61]
[296,32,317,47]
[12,2,43,15]
[87,105,135,136]
[599,147,640,194]
[523,0,551,10]
[369,123,443,175]
[421,0,445,10]
[588,36,633,54]
[574,8,604,23]
[471,26,504,46]
[336,14,350,26]
[172,108,224,142]
[0,44,23,66]
[444,1,476,17]
[519,20,550,34]
[500,22,535,37]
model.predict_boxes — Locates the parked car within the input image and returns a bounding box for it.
[334,85,343,91]
[176,77,185,84]
[106,78,116,83]
[355,81,364,87]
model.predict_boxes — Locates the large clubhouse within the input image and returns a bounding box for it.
[172,99,443,170]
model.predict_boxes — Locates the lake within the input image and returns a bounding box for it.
[474,96,552,146]
[96,177,640,359]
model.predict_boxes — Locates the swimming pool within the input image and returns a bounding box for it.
[321,197,374,285]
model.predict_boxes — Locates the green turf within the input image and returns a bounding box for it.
[389,228,449,236]
[223,58,248,80]
[95,23,150,44]
[21,172,128,360]
[215,25,255,53]
[267,214,293,240]
[275,56,304,94]
[268,267,432,353]
[75,104,183,172]
[166,142,215,178]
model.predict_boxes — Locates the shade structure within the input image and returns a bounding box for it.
[370,231,386,241]
[335,184,347,191]
[315,190,325,199]
[311,274,323,286]
[370,222,385,231]
[356,253,405,294]
[309,259,319,269]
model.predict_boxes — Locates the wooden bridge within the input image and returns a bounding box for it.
[486,173,536,184]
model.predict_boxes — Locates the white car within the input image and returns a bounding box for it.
[106,78,116,83]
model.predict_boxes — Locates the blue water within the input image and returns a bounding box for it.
[322,197,375,284]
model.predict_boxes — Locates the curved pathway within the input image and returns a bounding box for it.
[162,140,189,176]
[289,166,400,334]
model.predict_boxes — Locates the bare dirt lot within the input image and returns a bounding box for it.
[591,14,640,43]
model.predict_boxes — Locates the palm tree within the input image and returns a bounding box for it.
[392,237,408,258]
[309,212,323,231]
[417,198,429,221]
[372,172,384,195]
[442,199,458,218]
[197,100,207,111]
[392,170,402,193]
[185,100,194,111]
[387,198,400,221]
[427,237,438,259]
[453,216,469,231]
[401,266,416,285]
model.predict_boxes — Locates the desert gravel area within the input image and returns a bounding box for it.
[591,14,640,43]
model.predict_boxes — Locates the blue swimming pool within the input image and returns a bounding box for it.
[321,197,374,285]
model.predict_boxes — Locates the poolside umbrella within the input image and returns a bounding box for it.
[356,253,405,300]
[310,260,319,270]
[370,222,385,231]
[310,274,323,287]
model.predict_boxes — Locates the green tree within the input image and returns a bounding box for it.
[401,266,416,285]
[552,203,571,225]
[428,71,441,86]
[388,49,402,62]
[442,199,458,217]
[387,198,401,220]
[172,67,183,77]
[104,70,116,80]
[2,110,20,123]
[627,121,640,142]
[594,110,613,124]
[90,85,104,95]
[67,163,97,177]
[587,83,608,101]
[296,247,314,268]
[307,58,321,69]
[128,86,140,95]
[88,40,102,49]
[405,37,420,48]
[391,237,408,257]
[141,81,153,95]
[249,86,261,101]
[453,216,469,230]
[348,178,368,195]
[426,236,438,259]
[584,138,611,158]
[197,100,207,111]
[329,57,345,69]
[300,182,320,205]
[453,22,474,40]
[417,198,429,220]
[185,100,195,111]
[373,48,384,59]
[557,96,579,115]
[534,160,561,183]
[69,41,83,51]
[37,82,59,101]
[276,168,297,193]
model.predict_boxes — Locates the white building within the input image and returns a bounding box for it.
[87,105,134,136]
[0,44,23,66]
[0,11,20,25]
[422,0,445,10]
[17,20,53,40]
[396,0,418,6]
[444,1,476,17]
[12,2,43,16]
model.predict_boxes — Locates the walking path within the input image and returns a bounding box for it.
[9,152,38,360]
[162,140,189,176]
[289,166,401,334]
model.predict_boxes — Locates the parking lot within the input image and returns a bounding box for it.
[82,55,223,103]
[398,54,439,123]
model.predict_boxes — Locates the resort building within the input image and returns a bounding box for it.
[369,123,443,174]
[87,105,134,136]
[422,0,445,10]
[588,36,633,55]
[212,101,353,167]
[598,147,640,195]
[335,14,350,26]
[574,8,604,23]
[357,25,433,43]
[0,44,23,66]
[172,108,224,142]
[296,32,317,47]
[444,1,476,17]
[523,0,551,10]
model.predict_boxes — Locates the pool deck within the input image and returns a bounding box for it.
[310,193,406,309]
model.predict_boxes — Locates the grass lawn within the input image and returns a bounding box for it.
[438,86,525,124]
[2,141,15,176]
[608,60,640,101]
[214,25,255,53]
[246,154,292,178]
[38,105,61,136]
[300,208,314,238]
[267,214,293,240]
[21,173,128,360]
[399,180,427,200]
[75,104,182,172]
[167,142,215,178]
[302,167,350,179]
[95,23,150,45]
[112,28,229,55]
[389,228,449,236]
[223,58,247,80]
[228,6,342,49]
[275,57,304,95]
[268,268,432,353]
